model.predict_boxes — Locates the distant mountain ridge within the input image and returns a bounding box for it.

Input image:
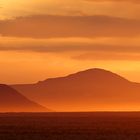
[0,84,48,112]
[38,68,130,85]
[12,68,140,111]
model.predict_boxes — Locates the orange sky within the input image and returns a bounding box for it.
[0,0,140,84]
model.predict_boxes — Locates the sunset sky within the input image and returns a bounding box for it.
[0,0,140,84]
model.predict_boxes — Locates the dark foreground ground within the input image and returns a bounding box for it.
[0,112,140,140]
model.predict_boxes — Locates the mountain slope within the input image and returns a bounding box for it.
[12,68,140,111]
[0,84,48,112]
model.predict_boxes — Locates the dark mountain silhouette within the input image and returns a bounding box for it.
[0,84,48,112]
[12,68,140,111]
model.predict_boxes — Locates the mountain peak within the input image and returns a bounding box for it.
[66,68,129,83]
[38,68,129,85]
[70,68,113,75]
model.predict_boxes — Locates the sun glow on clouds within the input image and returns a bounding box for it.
[0,0,140,19]
[0,0,82,19]
[0,36,140,83]
[1,37,140,53]
[0,0,140,83]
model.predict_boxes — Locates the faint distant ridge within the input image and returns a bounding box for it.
[0,84,48,112]
[38,68,130,85]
